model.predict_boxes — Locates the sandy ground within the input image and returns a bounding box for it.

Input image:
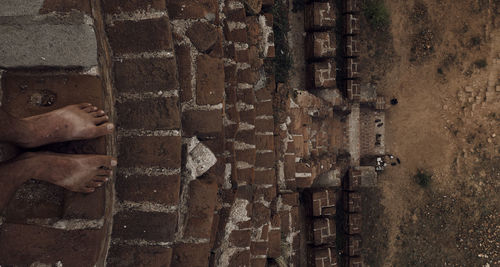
[360,0,500,266]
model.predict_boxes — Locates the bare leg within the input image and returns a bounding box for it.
[0,103,114,147]
[0,152,116,211]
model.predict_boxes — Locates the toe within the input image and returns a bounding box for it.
[88,181,104,188]
[83,106,98,113]
[97,169,112,176]
[97,156,117,168]
[79,103,92,109]
[92,110,106,117]
[94,122,114,137]
[94,115,109,125]
[83,187,95,193]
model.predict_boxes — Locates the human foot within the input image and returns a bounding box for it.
[22,152,117,193]
[18,103,114,148]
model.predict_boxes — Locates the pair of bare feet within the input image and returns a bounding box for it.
[0,103,116,195]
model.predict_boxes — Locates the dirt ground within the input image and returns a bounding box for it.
[360,0,500,266]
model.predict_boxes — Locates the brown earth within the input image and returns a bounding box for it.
[360,0,500,266]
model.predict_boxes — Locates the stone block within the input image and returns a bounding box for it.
[255,151,275,168]
[184,179,218,239]
[256,134,274,151]
[236,166,254,185]
[252,202,270,227]
[102,0,165,14]
[112,211,177,241]
[115,173,180,205]
[1,73,103,117]
[255,118,274,132]
[229,229,252,247]
[306,32,336,60]
[344,14,360,35]
[182,109,223,135]
[343,169,361,191]
[346,79,361,101]
[116,97,180,130]
[345,35,361,57]
[238,68,260,84]
[343,191,362,213]
[114,57,178,93]
[196,54,224,105]
[254,169,275,185]
[118,136,181,168]
[175,44,193,102]
[62,188,105,220]
[3,181,64,223]
[0,223,102,266]
[305,2,335,31]
[172,242,210,266]
[251,258,267,267]
[308,59,336,89]
[239,109,256,124]
[346,235,362,256]
[346,58,360,79]
[255,100,273,116]
[166,0,217,20]
[281,192,299,206]
[0,17,97,68]
[344,0,362,14]
[345,213,362,235]
[251,241,268,256]
[254,184,276,202]
[346,256,364,267]
[236,148,256,164]
[229,249,251,267]
[235,129,256,145]
[0,0,44,16]
[312,189,337,217]
[107,245,172,267]
[225,7,246,22]
[224,25,248,43]
[314,247,337,267]
[41,0,92,13]
[186,21,219,53]
[107,17,173,54]
[313,218,336,246]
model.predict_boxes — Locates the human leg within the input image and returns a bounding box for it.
[0,103,114,147]
[0,152,116,211]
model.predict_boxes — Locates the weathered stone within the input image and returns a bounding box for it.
[0,0,44,16]
[186,21,218,53]
[0,17,97,68]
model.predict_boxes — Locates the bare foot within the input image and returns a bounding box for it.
[22,152,117,193]
[18,103,114,148]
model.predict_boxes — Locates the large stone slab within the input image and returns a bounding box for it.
[0,0,44,16]
[0,15,97,68]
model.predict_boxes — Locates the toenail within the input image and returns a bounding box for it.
[111,159,117,166]
[107,124,114,130]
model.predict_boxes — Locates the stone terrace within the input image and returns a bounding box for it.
[0,0,384,266]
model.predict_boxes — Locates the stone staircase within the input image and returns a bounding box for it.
[0,0,380,266]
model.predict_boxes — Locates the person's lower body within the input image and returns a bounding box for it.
[0,103,116,211]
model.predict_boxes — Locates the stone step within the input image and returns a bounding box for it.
[0,14,97,68]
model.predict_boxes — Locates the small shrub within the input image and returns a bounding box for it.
[469,36,481,47]
[414,169,432,187]
[473,59,487,69]
[364,0,391,30]
[437,67,443,74]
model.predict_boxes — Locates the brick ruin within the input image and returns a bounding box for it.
[0,0,386,266]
